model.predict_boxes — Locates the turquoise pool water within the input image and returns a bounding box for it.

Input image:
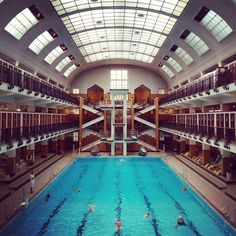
[1,157,235,236]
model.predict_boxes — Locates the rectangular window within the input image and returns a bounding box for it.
[72,88,79,94]
[73,132,78,141]
[110,70,128,89]
[159,88,166,94]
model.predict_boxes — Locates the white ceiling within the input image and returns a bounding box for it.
[0,0,235,90]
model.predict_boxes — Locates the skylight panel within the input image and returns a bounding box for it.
[170,45,193,65]
[195,7,233,42]
[160,64,175,78]
[4,6,43,40]
[180,30,209,56]
[51,0,189,17]
[164,56,182,72]
[55,55,74,72]
[28,29,57,55]
[79,41,159,58]
[44,44,67,64]
[50,0,190,64]
[84,52,154,63]
[64,64,77,77]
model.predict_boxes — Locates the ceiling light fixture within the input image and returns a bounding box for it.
[137,13,145,18]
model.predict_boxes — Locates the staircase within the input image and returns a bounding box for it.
[136,140,156,151]
[134,116,156,129]
[82,104,100,115]
[138,104,155,114]
[81,133,101,151]
[82,116,104,129]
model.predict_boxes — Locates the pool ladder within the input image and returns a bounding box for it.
[221,204,230,217]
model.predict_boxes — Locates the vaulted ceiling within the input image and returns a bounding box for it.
[0,0,235,90]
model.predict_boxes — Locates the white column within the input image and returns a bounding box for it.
[123,94,127,156]
[111,94,115,156]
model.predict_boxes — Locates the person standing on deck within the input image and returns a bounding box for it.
[30,171,35,193]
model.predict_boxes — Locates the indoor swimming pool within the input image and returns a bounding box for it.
[1,157,235,236]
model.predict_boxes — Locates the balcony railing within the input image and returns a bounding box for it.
[160,61,236,106]
[1,121,78,148]
[0,59,78,106]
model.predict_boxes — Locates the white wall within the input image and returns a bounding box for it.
[71,65,167,93]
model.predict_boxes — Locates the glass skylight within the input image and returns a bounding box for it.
[4,8,39,40]
[44,46,64,64]
[73,29,167,48]
[200,10,233,42]
[55,56,72,72]
[174,46,193,65]
[28,31,54,55]
[161,65,175,78]
[166,57,182,72]
[183,31,209,56]
[64,64,77,77]
[51,0,188,17]
[61,9,177,35]
[51,0,189,64]
[84,51,154,63]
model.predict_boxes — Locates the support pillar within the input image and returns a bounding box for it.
[155,97,159,151]
[26,143,35,165]
[104,96,108,134]
[179,137,186,153]
[104,110,107,133]
[221,150,232,176]
[51,137,58,153]
[40,140,48,158]
[130,96,134,131]
[123,94,127,156]
[189,140,197,157]
[202,143,211,164]
[111,94,115,156]
[79,97,83,151]
[58,134,65,154]
[6,150,16,176]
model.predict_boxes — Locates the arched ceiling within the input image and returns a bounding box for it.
[0,0,235,90]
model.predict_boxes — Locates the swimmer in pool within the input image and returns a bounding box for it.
[89,204,95,212]
[74,188,81,192]
[144,213,151,218]
[176,215,186,229]
[182,186,187,192]
[44,194,51,202]
[115,219,122,231]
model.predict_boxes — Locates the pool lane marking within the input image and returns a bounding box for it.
[76,162,106,236]
[162,160,228,234]
[114,168,123,236]
[185,184,232,235]
[37,164,89,236]
[132,163,161,236]
[37,197,66,236]
[148,164,202,236]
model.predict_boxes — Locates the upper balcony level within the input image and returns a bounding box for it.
[0,110,78,154]
[160,61,236,108]
[0,59,78,107]
[160,110,236,153]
